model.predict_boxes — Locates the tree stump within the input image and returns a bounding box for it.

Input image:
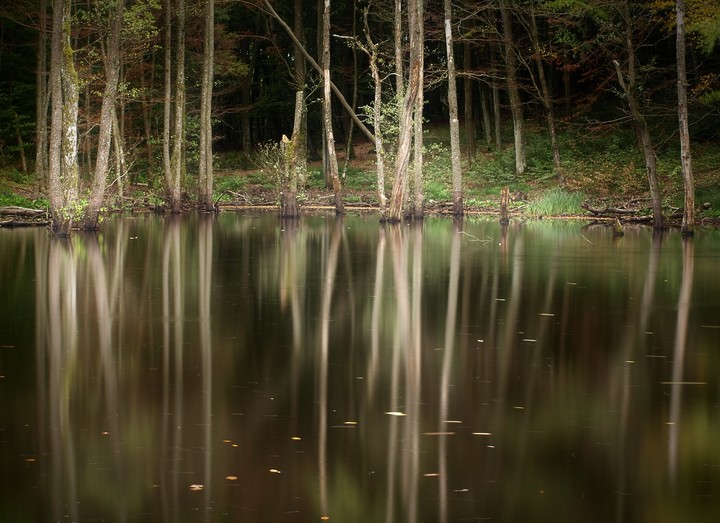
[499,186,510,225]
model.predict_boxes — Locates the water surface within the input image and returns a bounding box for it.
[1,213,720,522]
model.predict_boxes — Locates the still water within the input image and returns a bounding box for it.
[1,212,720,522]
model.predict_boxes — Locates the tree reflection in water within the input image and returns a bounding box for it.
[2,214,719,522]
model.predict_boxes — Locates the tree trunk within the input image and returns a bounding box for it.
[463,39,475,163]
[395,0,404,100]
[263,0,374,143]
[386,0,421,222]
[490,44,502,149]
[292,0,307,187]
[162,0,172,189]
[529,3,563,184]
[35,0,49,195]
[82,0,125,230]
[322,0,343,214]
[480,82,492,148]
[614,0,663,230]
[198,0,215,212]
[444,0,463,216]
[60,0,80,232]
[412,0,424,220]
[676,0,694,236]
[168,0,185,213]
[362,5,386,214]
[500,0,526,175]
[48,0,64,229]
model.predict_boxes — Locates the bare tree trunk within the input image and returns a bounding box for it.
[412,0,424,220]
[140,58,154,175]
[500,0,526,175]
[386,0,421,222]
[168,0,185,213]
[48,0,64,227]
[342,0,358,179]
[162,0,172,187]
[444,0,463,216]
[490,44,502,149]
[198,0,215,211]
[480,82,492,148]
[676,0,694,236]
[395,0,404,99]
[82,0,125,230]
[293,0,307,186]
[613,0,663,230]
[322,0,343,214]
[362,4,386,214]
[529,3,563,184]
[35,0,49,195]
[463,39,475,163]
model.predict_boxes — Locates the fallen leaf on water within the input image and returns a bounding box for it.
[189,484,204,491]
[226,475,238,481]
[291,436,301,441]
[320,517,330,521]
[384,411,406,417]
[269,469,281,474]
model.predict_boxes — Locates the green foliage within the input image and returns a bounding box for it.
[696,187,720,218]
[524,187,586,218]
[0,186,47,209]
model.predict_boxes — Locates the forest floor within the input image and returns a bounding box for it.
[210,136,720,229]
[3,129,720,229]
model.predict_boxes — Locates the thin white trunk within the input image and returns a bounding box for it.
[444,0,463,216]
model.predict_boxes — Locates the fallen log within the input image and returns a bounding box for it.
[0,206,47,217]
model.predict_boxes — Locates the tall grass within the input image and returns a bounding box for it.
[524,187,586,217]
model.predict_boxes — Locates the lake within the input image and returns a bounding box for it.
[1,212,720,522]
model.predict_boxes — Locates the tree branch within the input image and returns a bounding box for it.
[262,0,375,143]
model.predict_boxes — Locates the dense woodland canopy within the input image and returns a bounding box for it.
[0,0,719,232]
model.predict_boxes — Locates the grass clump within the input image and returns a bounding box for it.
[524,187,586,217]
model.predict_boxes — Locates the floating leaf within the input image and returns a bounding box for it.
[384,411,406,417]
[226,475,238,481]
[189,484,204,491]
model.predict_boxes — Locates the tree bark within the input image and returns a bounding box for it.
[614,0,663,230]
[676,0,694,236]
[35,0,49,195]
[463,38,475,163]
[490,43,502,149]
[395,0,404,100]
[198,0,215,211]
[321,0,343,214]
[500,0,526,175]
[168,0,185,213]
[82,0,125,229]
[444,0,463,216]
[292,0,307,186]
[48,0,64,228]
[162,0,172,188]
[362,5,386,214]
[386,0,421,222]
[412,0,424,220]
